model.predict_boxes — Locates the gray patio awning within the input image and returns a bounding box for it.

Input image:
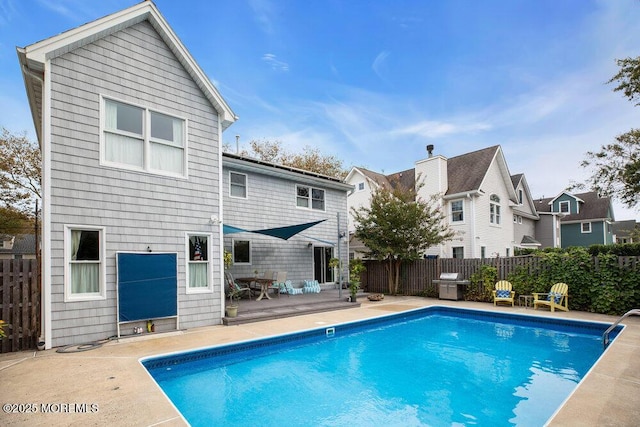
[223,219,326,240]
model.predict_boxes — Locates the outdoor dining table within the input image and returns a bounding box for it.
[236,277,274,301]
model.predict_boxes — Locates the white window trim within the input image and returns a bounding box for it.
[581,222,592,233]
[490,203,501,225]
[99,95,189,179]
[450,199,465,223]
[229,171,248,199]
[185,233,213,294]
[63,225,106,302]
[295,184,326,211]
[232,239,252,265]
[357,182,365,191]
[559,200,570,214]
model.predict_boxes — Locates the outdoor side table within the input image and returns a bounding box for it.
[519,295,533,308]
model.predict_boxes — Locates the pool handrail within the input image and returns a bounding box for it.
[603,308,640,349]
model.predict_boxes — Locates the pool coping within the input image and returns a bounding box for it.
[1,297,639,426]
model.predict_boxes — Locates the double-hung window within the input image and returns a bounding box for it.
[230,172,247,198]
[65,226,105,301]
[451,200,464,222]
[187,234,210,292]
[489,194,501,225]
[296,185,325,210]
[103,97,186,177]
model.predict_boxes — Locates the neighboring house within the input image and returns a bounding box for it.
[347,145,539,258]
[612,220,638,244]
[18,2,237,349]
[0,234,36,260]
[222,153,351,287]
[534,191,615,248]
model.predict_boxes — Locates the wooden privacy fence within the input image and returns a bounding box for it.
[0,259,40,353]
[361,255,639,295]
[361,256,541,295]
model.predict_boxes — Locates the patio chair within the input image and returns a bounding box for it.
[282,280,303,296]
[269,271,287,297]
[492,280,515,307]
[533,282,569,312]
[225,272,252,300]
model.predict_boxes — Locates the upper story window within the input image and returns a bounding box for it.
[65,226,105,301]
[230,172,247,198]
[102,97,186,177]
[296,185,325,210]
[187,234,211,292]
[559,200,570,213]
[451,200,464,222]
[490,194,501,225]
[518,189,523,204]
[358,182,365,191]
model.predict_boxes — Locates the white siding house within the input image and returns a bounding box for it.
[347,145,538,259]
[18,2,236,348]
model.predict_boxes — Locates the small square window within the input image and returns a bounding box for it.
[581,222,592,233]
[358,182,365,191]
[559,201,570,213]
[233,240,251,264]
[452,247,464,259]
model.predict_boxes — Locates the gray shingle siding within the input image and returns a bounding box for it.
[222,159,350,286]
[48,21,222,346]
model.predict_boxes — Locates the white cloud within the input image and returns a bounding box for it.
[372,50,390,80]
[262,53,289,72]
[393,120,492,139]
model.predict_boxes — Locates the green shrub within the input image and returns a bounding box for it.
[465,264,497,302]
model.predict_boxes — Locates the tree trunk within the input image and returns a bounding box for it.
[394,260,401,294]
[387,257,395,294]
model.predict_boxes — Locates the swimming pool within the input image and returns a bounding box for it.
[142,307,622,426]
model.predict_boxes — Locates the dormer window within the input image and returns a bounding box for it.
[559,201,570,213]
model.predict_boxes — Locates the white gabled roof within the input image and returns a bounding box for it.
[17,0,236,141]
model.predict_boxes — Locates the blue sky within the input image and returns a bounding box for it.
[1,0,638,220]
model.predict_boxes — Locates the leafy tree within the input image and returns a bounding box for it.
[0,127,41,215]
[352,181,455,295]
[225,138,348,179]
[573,57,640,209]
[608,56,640,106]
[577,129,640,208]
[0,206,35,235]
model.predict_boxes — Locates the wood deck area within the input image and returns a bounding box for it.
[223,288,362,325]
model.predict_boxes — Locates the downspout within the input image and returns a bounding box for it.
[468,193,475,258]
[42,60,52,349]
[217,114,225,320]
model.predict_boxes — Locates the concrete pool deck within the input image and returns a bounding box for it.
[1,297,639,426]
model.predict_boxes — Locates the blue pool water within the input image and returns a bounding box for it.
[143,307,621,427]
